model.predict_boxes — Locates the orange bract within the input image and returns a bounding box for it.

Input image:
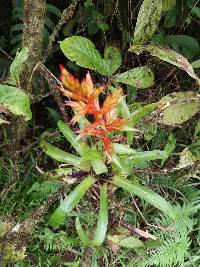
[59,65,126,155]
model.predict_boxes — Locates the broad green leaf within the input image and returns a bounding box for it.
[49,175,96,228]
[93,183,108,246]
[158,91,200,125]
[162,0,176,12]
[115,66,154,89]
[9,47,29,85]
[0,85,32,121]
[75,217,91,246]
[164,6,178,28]
[133,0,162,45]
[152,34,199,60]
[60,36,121,76]
[113,176,176,219]
[40,140,82,168]
[107,234,144,249]
[191,59,200,69]
[57,120,86,155]
[130,45,200,85]
[104,46,122,75]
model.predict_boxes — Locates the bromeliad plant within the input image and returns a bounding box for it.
[40,66,177,247]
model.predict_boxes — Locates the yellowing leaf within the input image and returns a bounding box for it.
[130,45,200,85]
[158,91,200,125]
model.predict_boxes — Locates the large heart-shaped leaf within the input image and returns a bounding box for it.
[0,85,31,121]
[133,0,162,44]
[60,36,121,76]
[115,66,154,89]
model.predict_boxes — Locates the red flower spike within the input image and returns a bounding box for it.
[59,66,126,155]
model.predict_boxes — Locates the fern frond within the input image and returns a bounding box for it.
[27,181,61,201]
[145,235,191,267]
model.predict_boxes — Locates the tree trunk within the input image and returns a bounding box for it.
[7,0,46,151]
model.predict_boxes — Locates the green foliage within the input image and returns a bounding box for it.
[9,47,29,85]
[161,133,176,165]
[145,235,191,266]
[40,140,82,167]
[130,44,200,84]
[78,0,109,35]
[27,181,62,202]
[133,0,162,44]
[112,176,176,219]
[162,0,176,12]
[158,91,200,125]
[152,34,199,60]
[2,0,200,265]
[49,176,96,228]
[60,36,121,75]
[93,183,108,246]
[0,84,32,120]
[115,66,155,89]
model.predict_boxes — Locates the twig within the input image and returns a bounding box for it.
[0,47,13,60]
[132,198,171,231]
[43,0,82,61]
[119,220,157,240]
[30,62,69,122]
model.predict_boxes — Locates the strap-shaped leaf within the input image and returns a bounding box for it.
[0,85,31,121]
[40,140,82,167]
[130,45,200,85]
[75,217,91,246]
[49,175,96,228]
[113,143,137,154]
[129,150,168,162]
[113,176,176,219]
[60,36,121,76]
[115,66,154,89]
[57,121,108,174]
[57,120,86,155]
[93,183,108,246]
[133,0,162,44]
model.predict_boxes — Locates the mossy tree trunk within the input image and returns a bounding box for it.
[8,0,46,151]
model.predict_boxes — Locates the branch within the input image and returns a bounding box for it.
[44,0,82,61]
[32,62,69,123]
